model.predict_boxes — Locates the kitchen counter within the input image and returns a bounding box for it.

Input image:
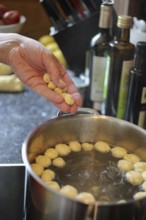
[0,87,58,163]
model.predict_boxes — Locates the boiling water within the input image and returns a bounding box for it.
[50,149,140,202]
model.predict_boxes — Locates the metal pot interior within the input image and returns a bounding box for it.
[22,114,146,204]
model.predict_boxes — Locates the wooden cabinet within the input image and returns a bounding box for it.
[0,0,52,39]
[128,0,146,21]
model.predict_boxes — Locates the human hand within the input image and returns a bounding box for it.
[0,33,82,112]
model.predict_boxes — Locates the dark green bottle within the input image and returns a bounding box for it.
[105,15,135,119]
[84,2,113,113]
[126,41,146,128]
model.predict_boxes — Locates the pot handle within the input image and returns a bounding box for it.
[57,107,99,117]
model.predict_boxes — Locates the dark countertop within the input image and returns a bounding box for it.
[0,87,58,164]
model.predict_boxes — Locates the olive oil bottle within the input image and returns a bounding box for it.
[126,41,146,128]
[105,15,135,119]
[84,1,114,113]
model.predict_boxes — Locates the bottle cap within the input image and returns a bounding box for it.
[102,0,114,5]
[136,41,146,53]
[117,15,133,29]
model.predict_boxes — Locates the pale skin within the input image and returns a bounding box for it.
[0,33,82,112]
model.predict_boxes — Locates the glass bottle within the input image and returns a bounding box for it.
[105,15,135,119]
[83,1,113,113]
[125,41,146,128]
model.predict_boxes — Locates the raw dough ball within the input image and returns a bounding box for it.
[52,157,66,168]
[41,169,55,182]
[82,142,94,151]
[117,159,133,172]
[126,170,144,186]
[94,141,111,153]
[54,87,62,94]
[48,81,56,90]
[62,93,74,105]
[123,153,140,163]
[77,192,95,204]
[43,72,74,106]
[69,141,82,152]
[133,191,146,200]
[45,148,59,159]
[142,171,146,181]
[43,73,51,83]
[31,163,44,176]
[45,181,60,191]
[55,144,71,156]
[111,146,127,158]
[35,155,51,168]
[141,181,146,191]
[134,162,146,172]
[60,185,78,198]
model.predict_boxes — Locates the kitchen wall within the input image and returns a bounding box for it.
[0,0,52,40]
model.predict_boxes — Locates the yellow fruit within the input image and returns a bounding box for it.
[39,35,55,46]
[46,42,59,52]
[53,50,68,67]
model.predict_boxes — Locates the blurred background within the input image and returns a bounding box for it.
[1,0,145,40]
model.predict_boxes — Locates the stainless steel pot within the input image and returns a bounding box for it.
[22,108,146,220]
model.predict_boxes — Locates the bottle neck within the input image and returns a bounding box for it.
[135,53,146,72]
[134,42,146,72]
[117,28,130,42]
[98,4,113,29]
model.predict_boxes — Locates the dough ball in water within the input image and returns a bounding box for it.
[60,185,78,198]
[117,200,127,204]
[111,146,127,158]
[52,157,66,168]
[35,155,51,168]
[82,143,94,151]
[90,186,100,197]
[31,163,44,176]
[94,141,111,153]
[133,191,146,200]
[69,141,82,152]
[45,181,60,191]
[77,192,95,204]
[142,171,146,181]
[55,144,71,156]
[134,162,146,172]
[41,169,55,182]
[141,181,146,191]
[117,159,133,172]
[123,153,141,163]
[98,195,110,202]
[126,170,144,186]
[45,148,59,159]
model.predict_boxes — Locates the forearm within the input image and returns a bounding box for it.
[0,33,23,64]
